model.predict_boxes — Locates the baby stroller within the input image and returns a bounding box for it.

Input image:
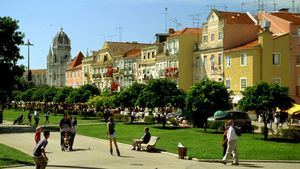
[62,131,70,151]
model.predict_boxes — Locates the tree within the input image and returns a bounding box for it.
[185,79,232,131]
[53,87,73,103]
[32,87,46,102]
[137,79,185,127]
[238,82,294,139]
[118,82,146,123]
[79,84,100,96]
[0,17,24,106]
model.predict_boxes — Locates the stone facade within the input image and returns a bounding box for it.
[47,28,71,87]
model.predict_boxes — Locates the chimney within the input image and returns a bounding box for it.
[168,28,175,34]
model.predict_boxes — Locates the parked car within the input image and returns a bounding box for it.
[207,111,253,133]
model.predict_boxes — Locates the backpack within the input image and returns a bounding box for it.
[234,126,242,136]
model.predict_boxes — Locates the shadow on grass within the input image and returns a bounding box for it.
[152,125,191,130]
[123,122,154,125]
[0,157,33,167]
[0,125,59,134]
[48,165,106,169]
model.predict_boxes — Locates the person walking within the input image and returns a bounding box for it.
[69,115,77,151]
[222,120,239,165]
[59,114,71,151]
[44,110,50,126]
[32,130,50,169]
[222,126,228,157]
[34,110,40,128]
[107,117,120,156]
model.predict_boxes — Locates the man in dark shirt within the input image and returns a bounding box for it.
[131,127,151,150]
[59,114,71,151]
[32,130,50,169]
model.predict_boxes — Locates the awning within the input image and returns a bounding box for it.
[287,104,300,115]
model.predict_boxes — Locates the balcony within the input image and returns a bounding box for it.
[199,41,223,51]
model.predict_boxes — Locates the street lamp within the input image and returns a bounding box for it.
[24,39,33,81]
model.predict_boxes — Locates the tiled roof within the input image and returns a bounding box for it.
[224,40,259,52]
[105,42,151,56]
[214,10,256,24]
[170,28,201,37]
[25,69,47,75]
[271,12,300,24]
[69,51,84,69]
[123,48,141,59]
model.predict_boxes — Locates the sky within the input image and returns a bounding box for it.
[1,0,299,69]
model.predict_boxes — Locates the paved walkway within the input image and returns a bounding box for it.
[0,124,299,169]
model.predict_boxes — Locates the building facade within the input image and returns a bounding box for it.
[194,9,258,83]
[66,51,84,88]
[23,69,47,86]
[224,27,291,102]
[47,28,71,87]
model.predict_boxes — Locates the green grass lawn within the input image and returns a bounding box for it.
[3,109,103,126]
[77,123,300,160]
[0,143,33,167]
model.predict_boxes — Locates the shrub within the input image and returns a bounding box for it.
[280,127,300,141]
[207,120,226,131]
[113,114,129,122]
[144,116,156,124]
[168,118,178,126]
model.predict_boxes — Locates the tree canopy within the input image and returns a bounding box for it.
[238,82,294,139]
[185,79,232,130]
[0,16,25,106]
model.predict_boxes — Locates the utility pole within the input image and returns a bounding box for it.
[116,26,124,42]
[24,39,33,81]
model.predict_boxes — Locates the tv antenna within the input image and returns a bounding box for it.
[273,0,277,11]
[189,14,201,28]
[292,0,295,13]
[116,26,124,42]
[168,16,182,30]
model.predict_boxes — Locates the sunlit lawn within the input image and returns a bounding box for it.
[0,143,33,167]
[77,123,300,160]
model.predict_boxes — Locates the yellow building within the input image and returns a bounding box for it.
[224,27,291,101]
[195,9,258,83]
[166,28,201,90]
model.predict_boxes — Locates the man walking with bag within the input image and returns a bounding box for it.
[222,119,239,165]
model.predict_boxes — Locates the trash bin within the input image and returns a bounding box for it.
[178,147,187,159]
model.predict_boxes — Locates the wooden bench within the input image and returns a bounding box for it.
[141,136,160,152]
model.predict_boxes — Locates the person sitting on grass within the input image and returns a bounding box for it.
[131,127,151,151]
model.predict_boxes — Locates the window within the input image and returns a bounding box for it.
[210,55,215,74]
[147,53,150,59]
[225,56,231,67]
[297,55,300,65]
[203,35,208,43]
[272,78,281,86]
[211,34,215,42]
[196,56,200,67]
[152,51,155,58]
[218,32,223,40]
[240,78,247,90]
[225,79,231,90]
[273,53,280,65]
[240,53,247,66]
[218,53,222,67]
[104,54,108,62]
[203,55,207,68]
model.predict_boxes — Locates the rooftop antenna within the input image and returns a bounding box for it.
[273,0,277,11]
[297,6,300,13]
[169,16,182,30]
[224,4,228,12]
[189,14,201,28]
[108,35,117,41]
[116,26,124,42]
[241,2,248,12]
[86,48,89,57]
[261,0,265,11]
[292,0,295,13]
[257,0,261,12]
[165,7,168,33]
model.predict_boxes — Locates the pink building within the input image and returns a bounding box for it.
[66,52,84,88]
[259,10,300,103]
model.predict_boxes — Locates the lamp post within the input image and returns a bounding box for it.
[24,39,33,81]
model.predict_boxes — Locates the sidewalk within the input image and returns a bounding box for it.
[0,125,299,169]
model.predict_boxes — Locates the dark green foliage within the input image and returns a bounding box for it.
[53,86,73,103]
[238,82,294,139]
[0,16,25,106]
[185,79,232,130]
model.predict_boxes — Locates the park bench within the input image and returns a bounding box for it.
[141,136,160,152]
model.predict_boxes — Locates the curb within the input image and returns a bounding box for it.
[160,151,300,164]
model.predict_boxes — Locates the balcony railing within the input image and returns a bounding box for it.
[199,41,223,50]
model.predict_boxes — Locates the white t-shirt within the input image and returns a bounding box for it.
[227,125,237,141]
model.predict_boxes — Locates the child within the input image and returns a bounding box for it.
[62,132,69,151]
[35,126,43,144]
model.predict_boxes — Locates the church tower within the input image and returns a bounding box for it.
[47,28,71,87]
